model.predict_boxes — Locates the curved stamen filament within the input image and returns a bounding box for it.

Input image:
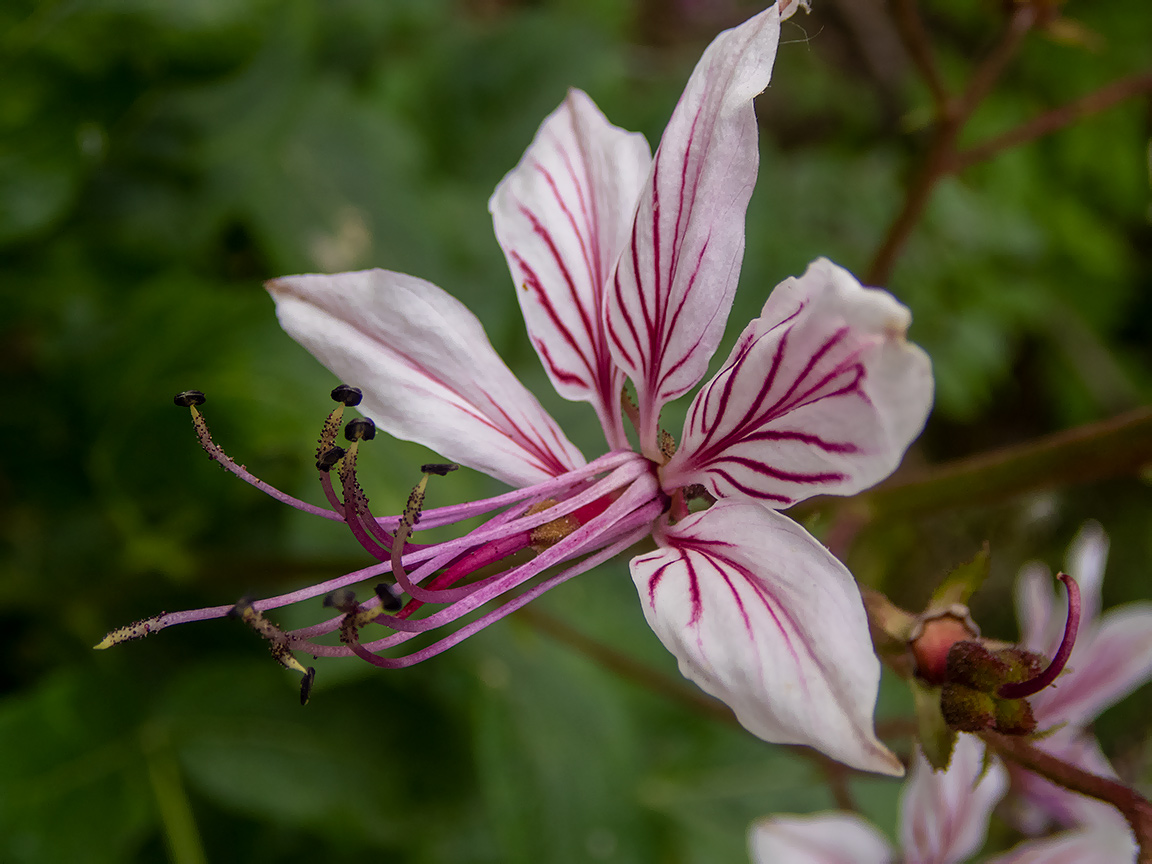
[999,572,1081,700]
[343,522,654,668]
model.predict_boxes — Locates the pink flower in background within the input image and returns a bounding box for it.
[750,733,1135,864]
[1008,521,1152,837]
[751,735,1007,864]
[103,2,932,774]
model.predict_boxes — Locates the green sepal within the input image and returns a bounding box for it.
[927,543,990,614]
[911,677,957,770]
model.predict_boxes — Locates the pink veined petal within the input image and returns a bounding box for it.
[267,269,585,487]
[629,500,902,775]
[604,3,790,457]
[490,89,651,449]
[1030,602,1152,729]
[986,827,1136,864]
[1016,562,1057,656]
[900,735,1007,864]
[662,259,933,508]
[749,813,894,864]
[1064,521,1109,636]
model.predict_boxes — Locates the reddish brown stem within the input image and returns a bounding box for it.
[867,7,1035,286]
[949,70,1152,173]
[983,732,1152,863]
[890,0,950,113]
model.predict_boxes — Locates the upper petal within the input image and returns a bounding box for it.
[604,4,788,456]
[490,89,651,448]
[629,500,902,775]
[662,259,933,508]
[268,269,585,487]
[1065,521,1109,634]
[749,813,894,864]
[900,735,1007,864]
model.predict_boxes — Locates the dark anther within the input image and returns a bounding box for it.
[299,667,316,706]
[330,384,363,407]
[227,595,255,619]
[421,463,459,476]
[174,390,207,408]
[375,582,403,612]
[344,417,377,442]
[323,587,359,614]
[316,446,346,472]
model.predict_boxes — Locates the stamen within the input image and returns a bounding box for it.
[229,597,315,701]
[330,384,363,407]
[94,613,166,649]
[174,390,342,520]
[299,667,316,705]
[998,572,1081,699]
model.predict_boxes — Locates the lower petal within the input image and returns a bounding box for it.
[749,813,894,864]
[629,500,901,775]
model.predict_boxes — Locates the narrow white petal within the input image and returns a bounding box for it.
[663,259,933,507]
[629,501,901,775]
[900,735,1007,864]
[1065,521,1109,633]
[749,813,894,864]
[490,89,651,446]
[268,269,585,487]
[1016,562,1057,655]
[604,4,786,453]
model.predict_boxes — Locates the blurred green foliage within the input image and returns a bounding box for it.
[1,0,1150,861]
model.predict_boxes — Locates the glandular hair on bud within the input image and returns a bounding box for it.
[946,640,1010,693]
[330,384,363,406]
[994,696,1037,735]
[940,683,996,732]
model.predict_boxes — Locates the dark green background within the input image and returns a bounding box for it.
[2,1,1150,861]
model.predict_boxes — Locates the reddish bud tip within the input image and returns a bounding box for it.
[911,614,979,684]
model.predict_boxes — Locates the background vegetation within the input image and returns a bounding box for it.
[1,0,1150,861]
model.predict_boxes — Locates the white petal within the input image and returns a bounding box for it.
[268,269,585,487]
[900,735,1007,864]
[490,89,651,446]
[986,827,1136,864]
[662,259,933,507]
[604,4,785,454]
[1015,561,1057,655]
[629,500,901,775]
[1065,521,1109,633]
[749,813,894,864]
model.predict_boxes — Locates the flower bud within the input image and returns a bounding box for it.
[946,640,1010,692]
[909,612,979,685]
[994,696,1037,735]
[940,683,996,732]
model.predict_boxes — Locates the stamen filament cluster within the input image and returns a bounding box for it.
[99,388,666,697]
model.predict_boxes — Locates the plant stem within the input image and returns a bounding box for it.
[867,7,1035,286]
[890,0,949,113]
[794,407,1152,521]
[983,732,1152,863]
[949,70,1152,173]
